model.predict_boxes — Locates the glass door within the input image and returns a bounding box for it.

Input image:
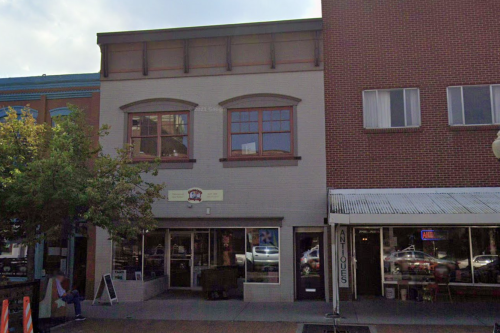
[170,233,192,288]
[296,232,325,300]
[192,232,209,289]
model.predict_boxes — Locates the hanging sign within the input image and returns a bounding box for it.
[168,188,223,203]
[338,226,349,288]
[421,230,448,241]
[92,274,118,305]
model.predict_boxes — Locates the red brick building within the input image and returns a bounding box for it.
[323,1,500,302]
[0,73,100,298]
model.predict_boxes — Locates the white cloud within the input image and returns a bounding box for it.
[0,0,322,78]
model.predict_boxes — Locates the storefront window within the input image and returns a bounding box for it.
[246,228,279,283]
[144,231,165,281]
[0,243,27,279]
[383,227,470,283]
[43,239,68,276]
[471,228,500,284]
[113,237,143,281]
[210,229,245,280]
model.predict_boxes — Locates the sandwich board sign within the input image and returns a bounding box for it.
[92,274,118,305]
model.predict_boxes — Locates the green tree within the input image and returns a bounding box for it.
[0,106,165,280]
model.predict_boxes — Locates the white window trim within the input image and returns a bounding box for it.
[362,88,421,129]
[447,84,500,126]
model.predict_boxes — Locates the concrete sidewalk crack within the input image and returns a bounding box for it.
[233,302,249,321]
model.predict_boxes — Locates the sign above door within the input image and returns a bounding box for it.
[168,188,223,203]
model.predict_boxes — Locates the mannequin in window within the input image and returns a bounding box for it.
[222,232,233,266]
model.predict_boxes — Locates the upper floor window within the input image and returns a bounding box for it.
[50,107,72,126]
[448,85,500,125]
[0,106,38,123]
[363,88,420,129]
[128,112,189,161]
[228,107,292,157]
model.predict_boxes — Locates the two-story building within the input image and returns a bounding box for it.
[93,19,328,302]
[323,0,500,302]
[0,73,100,297]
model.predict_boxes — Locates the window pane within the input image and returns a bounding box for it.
[363,91,378,128]
[449,87,464,125]
[132,137,157,159]
[240,112,249,121]
[272,110,281,120]
[281,120,290,131]
[272,122,280,131]
[231,134,259,156]
[241,123,250,132]
[250,111,258,121]
[246,228,279,283]
[263,133,291,155]
[113,237,143,281]
[161,136,188,158]
[231,123,240,133]
[463,86,492,124]
[144,231,165,281]
[263,121,272,132]
[471,228,500,284]
[249,122,259,132]
[231,112,240,122]
[390,90,405,127]
[281,110,290,120]
[383,228,471,284]
[405,89,420,126]
[161,114,188,135]
[132,115,157,136]
[493,86,500,124]
[263,111,271,121]
[209,229,246,282]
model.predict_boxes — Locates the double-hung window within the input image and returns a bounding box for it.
[363,88,421,129]
[128,112,189,161]
[448,85,500,125]
[228,107,292,157]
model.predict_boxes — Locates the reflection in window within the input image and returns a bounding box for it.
[471,228,500,284]
[382,227,470,283]
[448,85,500,125]
[129,112,189,160]
[144,231,165,281]
[209,229,245,280]
[112,237,143,281]
[246,228,279,283]
[229,108,292,157]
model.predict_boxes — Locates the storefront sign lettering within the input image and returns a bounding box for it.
[338,226,349,288]
[421,230,448,241]
[167,188,223,203]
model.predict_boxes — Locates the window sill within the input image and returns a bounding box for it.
[220,156,300,168]
[132,159,196,169]
[449,124,500,132]
[364,127,422,134]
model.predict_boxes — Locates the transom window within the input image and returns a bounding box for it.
[228,107,292,157]
[128,112,189,160]
[448,85,500,125]
[363,88,421,129]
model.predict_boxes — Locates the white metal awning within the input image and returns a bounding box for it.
[329,188,500,225]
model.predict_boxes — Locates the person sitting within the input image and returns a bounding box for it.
[55,271,86,321]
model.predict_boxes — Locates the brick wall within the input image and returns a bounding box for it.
[322,0,500,189]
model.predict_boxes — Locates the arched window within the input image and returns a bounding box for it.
[0,106,39,122]
[49,107,72,126]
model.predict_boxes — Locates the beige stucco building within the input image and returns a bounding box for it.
[94,19,327,303]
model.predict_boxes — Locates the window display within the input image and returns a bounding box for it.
[210,229,245,280]
[144,231,165,281]
[113,237,142,281]
[246,228,279,283]
[471,228,500,284]
[383,227,470,283]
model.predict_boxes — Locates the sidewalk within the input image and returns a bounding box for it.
[75,298,500,326]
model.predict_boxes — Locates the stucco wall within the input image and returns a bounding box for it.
[96,70,326,302]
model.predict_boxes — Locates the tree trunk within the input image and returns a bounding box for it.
[26,244,36,281]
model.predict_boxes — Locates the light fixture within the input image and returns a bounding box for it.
[492,131,500,161]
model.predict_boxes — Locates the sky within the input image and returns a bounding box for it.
[0,0,321,78]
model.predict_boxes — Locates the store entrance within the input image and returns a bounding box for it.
[355,229,381,296]
[169,231,209,289]
[296,231,325,300]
